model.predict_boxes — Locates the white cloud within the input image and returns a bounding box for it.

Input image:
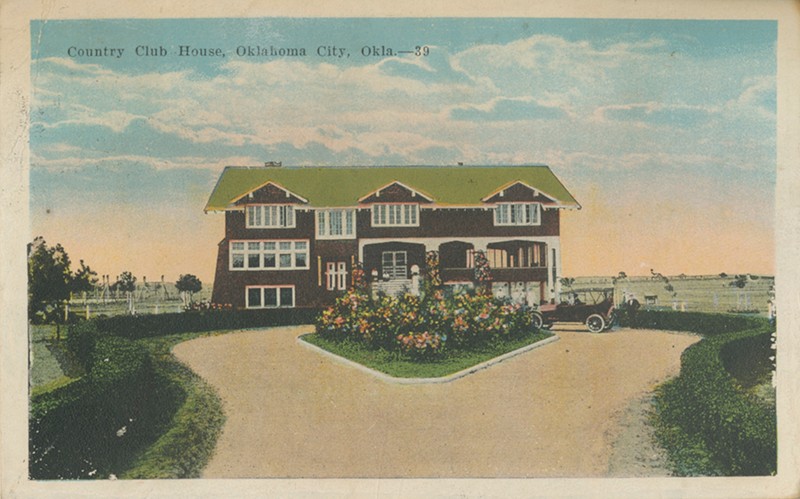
[30,31,775,175]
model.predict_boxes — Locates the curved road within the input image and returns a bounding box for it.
[173,325,698,478]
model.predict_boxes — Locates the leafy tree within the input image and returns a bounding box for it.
[176,274,203,306]
[72,259,99,302]
[651,268,677,298]
[116,271,137,314]
[27,237,72,326]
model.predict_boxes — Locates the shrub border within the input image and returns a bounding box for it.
[32,307,318,479]
[120,332,226,479]
[625,310,776,476]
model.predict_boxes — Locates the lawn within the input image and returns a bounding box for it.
[301,328,553,378]
[29,324,84,390]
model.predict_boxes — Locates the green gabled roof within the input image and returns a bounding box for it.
[205,165,580,212]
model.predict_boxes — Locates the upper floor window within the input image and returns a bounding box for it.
[494,203,541,226]
[230,240,308,270]
[246,205,295,228]
[317,209,356,239]
[371,203,419,227]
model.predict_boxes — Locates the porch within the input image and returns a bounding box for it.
[359,237,561,303]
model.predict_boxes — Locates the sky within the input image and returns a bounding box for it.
[28,18,777,284]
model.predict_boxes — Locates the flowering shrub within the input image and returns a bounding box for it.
[184,300,232,312]
[351,263,368,291]
[472,250,493,285]
[424,251,443,287]
[397,331,443,360]
[316,285,538,360]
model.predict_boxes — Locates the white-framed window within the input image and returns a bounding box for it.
[317,209,356,239]
[325,262,348,291]
[494,203,541,226]
[371,203,419,227]
[246,285,295,308]
[229,240,309,270]
[246,205,295,228]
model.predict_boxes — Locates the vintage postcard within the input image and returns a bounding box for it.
[2,1,799,498]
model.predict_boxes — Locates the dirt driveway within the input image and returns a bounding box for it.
[173,325,698,478]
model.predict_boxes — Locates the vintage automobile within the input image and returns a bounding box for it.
[532,288,616,333]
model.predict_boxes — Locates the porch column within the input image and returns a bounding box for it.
[548,242,562,302]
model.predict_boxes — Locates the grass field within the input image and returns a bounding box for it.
[569,274,774,316]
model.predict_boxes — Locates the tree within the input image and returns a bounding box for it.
[72,259,99,302]
[730,275,748,289]
[28,237,72,326]
[559,277,575,291]
[115,271,137,314]
[176,274,203,306]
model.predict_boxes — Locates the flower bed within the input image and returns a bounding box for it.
[315,287,540,360]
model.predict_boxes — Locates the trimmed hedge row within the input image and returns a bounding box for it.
[121,334,226,479]
[30,337,183,479]
[34,307,317,479]
[720,332,774,389]
[628,310,776,475]
[82,307,320,340]
[655,327,776,475]
[621,309,767,336]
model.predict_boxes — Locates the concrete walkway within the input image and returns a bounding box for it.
[173,324,698,478]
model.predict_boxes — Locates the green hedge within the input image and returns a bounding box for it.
[79,307,320,340]
[720,333,774,389]
[30,337,183,479]
[121,334,225,479]
[35,308,316,479]
[621,309,767,335]
[631,310,777,475]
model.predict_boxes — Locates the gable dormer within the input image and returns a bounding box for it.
[358,181,434,204]
[231,181,308,206]
[230,181,307,229]
[481,181,560,205]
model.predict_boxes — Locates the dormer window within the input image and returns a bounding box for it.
[494,203,541,226]
[246,205,295,228]
[371,203,419,227]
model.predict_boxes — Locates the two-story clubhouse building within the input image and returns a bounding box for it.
[205,164,580,309]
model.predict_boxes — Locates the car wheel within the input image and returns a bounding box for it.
[531,312,544,329]
[586,314,606,333]
[604,311,616,330]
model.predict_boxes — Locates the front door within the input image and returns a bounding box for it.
[381,251,407,279]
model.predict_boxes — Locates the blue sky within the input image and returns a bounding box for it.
[29,18,777,281]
